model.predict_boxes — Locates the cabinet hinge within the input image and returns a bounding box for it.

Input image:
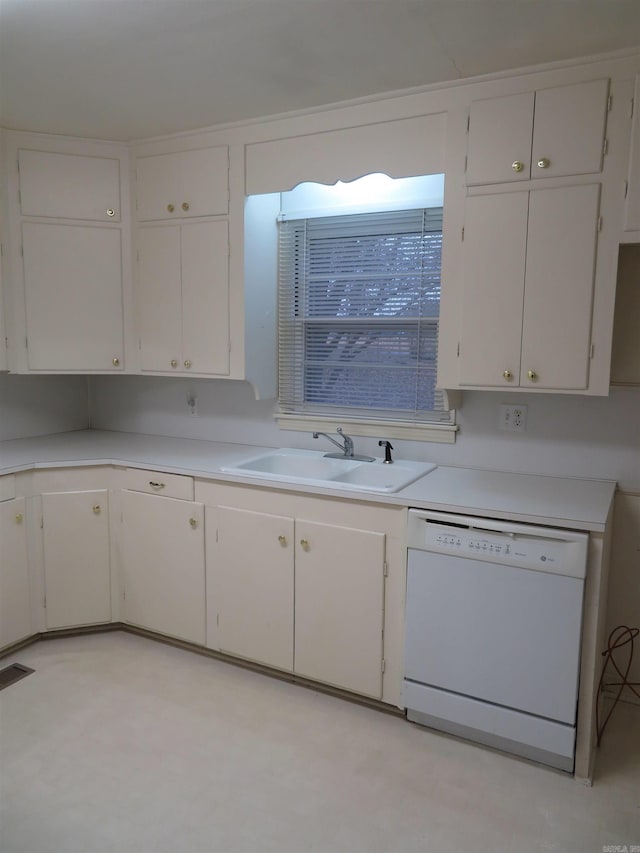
[624,180,629,199]
[215,528,219,543]
[18,189,21,207]
[607,93,613,112]
[381,659,386,674]
[464,155,468,173]
[461,226,465,241]
[466,114,470,133]
[20,244,23,257]
[457,341,461,358]
[40,515,43,529]
[603,138,608,156]
[630,97,635,120]
[590,343,595,359]
[597,215,603,232]
[25,336,29,349]
[383,561,388,578]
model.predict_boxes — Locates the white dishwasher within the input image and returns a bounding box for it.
[403,509,588,772]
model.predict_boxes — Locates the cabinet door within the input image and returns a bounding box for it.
[216,507,294,670]
[22,222,124,370]
[0,498,31,648]
[520,184,600,389]
[466,92,535,185]
[625,75,640,232]
[181,221,230,375]
[458,192,529,386]
[532,79,609,180]
[136,147,228,221]
[18,149,121,221]
[121,491,205,645]
[137,225,182,372]
[42,491,111,629]
[294,520,385,698]
[0,259,6,372]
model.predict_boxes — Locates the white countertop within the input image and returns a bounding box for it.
[0,430,616,532]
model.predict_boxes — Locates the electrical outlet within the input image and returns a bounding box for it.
[499,404,527,433]
[186,392,198,417]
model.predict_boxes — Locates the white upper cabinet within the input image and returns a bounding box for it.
[135,147,228,220]
[4,135,130,373]
[459,184,600,390]
[623,74,640,235]
[18,149,121,221]
[466,79,610,185]
[137,219,229,375]
[22,222,124,370]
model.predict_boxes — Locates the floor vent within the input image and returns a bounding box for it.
[0,663,35,691]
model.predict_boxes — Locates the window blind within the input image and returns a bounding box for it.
[278,207,447,423]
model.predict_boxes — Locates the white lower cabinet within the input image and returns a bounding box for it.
[0,497,31,649]
[207,489,391,700]
[216,507,294,671]
[121,490,205,645]
[294,519,385,698]
[41,490,111,629]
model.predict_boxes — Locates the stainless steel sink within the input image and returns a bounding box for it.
[220,449,436,494]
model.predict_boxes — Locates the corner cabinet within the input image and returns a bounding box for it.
[5,141,130,372]
[133,144,230,377]
[458,184,601,390]
[41,490,112,629]
[0,486,31,650]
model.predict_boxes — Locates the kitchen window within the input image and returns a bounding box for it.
[276,205,456,439]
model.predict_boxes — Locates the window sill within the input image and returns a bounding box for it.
[275,413,458,444]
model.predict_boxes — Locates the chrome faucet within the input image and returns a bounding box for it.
[313,426,354,457]
[312,427,375,462]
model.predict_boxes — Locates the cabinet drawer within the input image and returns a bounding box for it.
[0,476,16,502]
[18,149,121,221]
[124,468,194,500]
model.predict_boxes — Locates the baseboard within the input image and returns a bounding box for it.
[1,622,404,718]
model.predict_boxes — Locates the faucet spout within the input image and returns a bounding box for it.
[312,426,354,457]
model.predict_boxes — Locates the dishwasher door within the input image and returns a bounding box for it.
[404,547,585,723]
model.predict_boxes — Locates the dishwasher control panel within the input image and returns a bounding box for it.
[408,509,588,579]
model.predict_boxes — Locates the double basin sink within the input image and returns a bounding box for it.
[221,448,436,494]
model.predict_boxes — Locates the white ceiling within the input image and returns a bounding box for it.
[1,0,639,141]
